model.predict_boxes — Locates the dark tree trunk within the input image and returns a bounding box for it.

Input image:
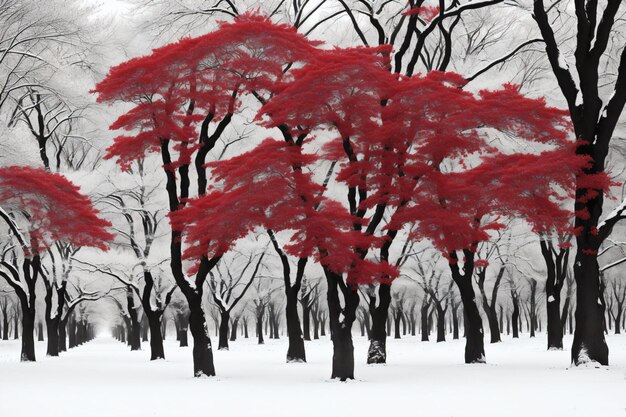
[229,317,239,342]
[452,304,460,340]
[46,317,60,357]
[402,313,407,335]
[367,284,391,364]
[141,314,149,342]
[13,313,19,339]
[58,322,67,352]
[449,252,485,364]
[476,267,503,343]
[147,312,165,360]
[541,241,568,350]
[3,312,10,340]
[394,309,402,339]
[256,313,264,345]
[326,270,358,380]
[302,304,311,341]
[177,312,189,347]
[218,311,230,350]
[420,302,430,342]
[179,328,189,346]
[188,295,215,376]
[458,284,485,363]
[68,316,77,348]
[127,289,141,351]
[312,313,319,340]
[546,293,563,349]
[561,295,570,333]
[571,254,608,365]
[21,305,36,361]
[529,279,537,338]
[285,289,306,362]
[435,305,446,342]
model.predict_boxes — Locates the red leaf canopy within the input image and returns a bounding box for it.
[94,12,319,169]
[0,166,113,251]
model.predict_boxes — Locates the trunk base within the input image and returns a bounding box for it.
[366,339,386,364]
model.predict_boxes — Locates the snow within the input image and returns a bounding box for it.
[557,52,570,71]
[598,196,626,231]
[575,92,582,107]
[1,334,625,417]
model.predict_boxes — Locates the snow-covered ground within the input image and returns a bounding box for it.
[1,333,625,417]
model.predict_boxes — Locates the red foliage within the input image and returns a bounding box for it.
[0,166,112,251]
[94,12,319,169]
[403,5,440,21]
[169,138,394,282]
[262,63,585,257]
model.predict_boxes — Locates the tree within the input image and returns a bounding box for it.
[532,0,626,365]
[95,12,320,376]
[0,166,111,361]
[474,231,513,344]
[259,46,402,375]
[9,87,83,171]
[208,252,264,350]
[264,54,583,369]
[539,232,571,349]
[96,159,176,360]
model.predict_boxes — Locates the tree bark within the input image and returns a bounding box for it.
[367,284,391,364]
[45,317,60,357]
[58,322,67,352]
[229,317,239,342]
[326,269,358,380]
[452,303,460,340]
[127,289,141,351]
[435,304,446,342]
[218,311,230,350]
[541,241,568,350]
[449,250,485,364]
[572,254,608,365]
[285,288,306,362]
[21,304,36,361]
[188,294,215,376]
[476,267,502,343]
[147,312,165,360]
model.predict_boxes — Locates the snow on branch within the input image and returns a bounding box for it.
[598,196,626,242]
[0,206,28,253]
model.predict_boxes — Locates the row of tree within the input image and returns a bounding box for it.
[0,0,625,383]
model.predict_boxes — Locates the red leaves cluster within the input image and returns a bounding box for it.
[94,12,318,169]
[403,5,440,21]
[0,166,112,251]
[169,139,391,282]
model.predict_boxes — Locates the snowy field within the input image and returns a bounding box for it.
[1,334,625,417]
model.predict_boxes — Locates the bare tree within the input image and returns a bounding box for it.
[208,251,265,350]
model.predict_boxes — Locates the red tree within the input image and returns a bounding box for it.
[384,76,590,363]
[0,166,112,361]
[262,60,586,366]
[94,12,319,376]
